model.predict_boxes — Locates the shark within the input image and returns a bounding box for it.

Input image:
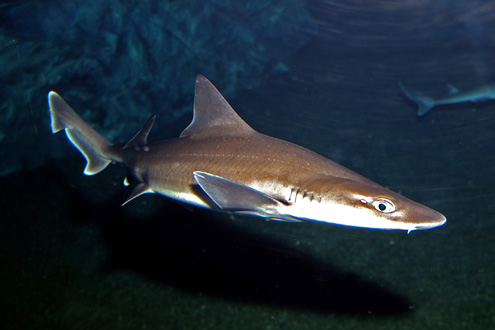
[399,81,495,116]
[49,74,446,233]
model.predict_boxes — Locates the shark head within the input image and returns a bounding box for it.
[285,178,446,233]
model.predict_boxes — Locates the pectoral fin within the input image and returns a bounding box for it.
[193,171,282,214]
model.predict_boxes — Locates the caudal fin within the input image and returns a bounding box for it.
[48,91,119,175]
[398,82,435,116]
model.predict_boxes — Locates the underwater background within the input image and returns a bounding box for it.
[1,0,494,329]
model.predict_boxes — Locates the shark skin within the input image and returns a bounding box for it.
[49,74,446,233]
[399,82,495,116]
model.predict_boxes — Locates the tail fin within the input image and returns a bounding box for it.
[48,91,119,175]
[398,82,435,116]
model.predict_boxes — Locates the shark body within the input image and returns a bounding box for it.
[399,81,495,116]
[49,75,446,232]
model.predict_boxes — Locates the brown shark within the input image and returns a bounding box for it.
[49,75,446,232]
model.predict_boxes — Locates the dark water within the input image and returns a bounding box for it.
[2,1,495,329]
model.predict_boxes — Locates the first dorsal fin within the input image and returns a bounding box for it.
[447,84,459,95]
[180,74,256,138]
[123,114,156,150]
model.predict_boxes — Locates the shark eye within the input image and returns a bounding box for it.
[372,198,396,213]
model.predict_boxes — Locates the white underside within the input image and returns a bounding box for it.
[150,184,428,232]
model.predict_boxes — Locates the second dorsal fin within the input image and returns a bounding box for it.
[180,75,256,138]
[123,114,156,150]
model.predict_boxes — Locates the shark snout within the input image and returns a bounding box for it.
[398,197,447,232]
[411,210,446,231]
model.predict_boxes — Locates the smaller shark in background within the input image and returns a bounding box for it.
[399,81,495,116]
[49,75,446,233]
